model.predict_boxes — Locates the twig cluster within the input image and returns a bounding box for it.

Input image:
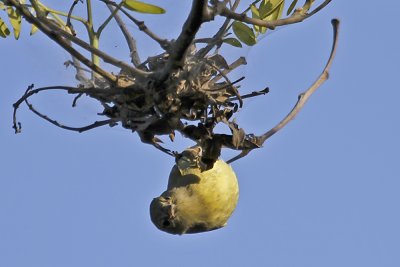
[5,0,338,168]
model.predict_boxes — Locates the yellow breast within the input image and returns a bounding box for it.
[167,159,239,230]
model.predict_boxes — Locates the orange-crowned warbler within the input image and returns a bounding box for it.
[150,147,239,235]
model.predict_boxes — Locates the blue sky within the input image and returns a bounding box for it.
[1,1,399,267]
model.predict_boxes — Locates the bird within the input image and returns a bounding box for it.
[149,147,239,235]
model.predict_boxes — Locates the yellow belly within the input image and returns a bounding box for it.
[167,159,239,231]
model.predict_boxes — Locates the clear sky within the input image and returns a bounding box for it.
[1,1,399,267]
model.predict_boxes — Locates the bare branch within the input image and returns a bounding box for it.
[7,0,149,81]
[102,0,169,51]
[25,98,117,133]
[216,0,332,30]
[227,18,340,163]
[43,21,148,78]
[206,62,243,107]
[230,87,269,101]
[157,0,209,82]
[12,84,118,133]
[210,56,247,83]
[106,4,141,66]
[196,0,241,58]
[8,0,117,83]
[66,0,81,34]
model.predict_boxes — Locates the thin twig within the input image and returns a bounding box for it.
[72,93,84,107]
[25,98,116,133]
[206,62,243,107]
[196,0,241,58]
[102,0,169,50]
[13,85,78,132]
[227,18,340,163]
[210,56,247,83]
[66,0,80,33]
[12,84,118,133]
[230,87,269,101]
[106,4,141,66]
[217,0,332,30]
[8,0,149,81]
[206,76,244,92]
[8,0,117,83]
[97,2,122,36]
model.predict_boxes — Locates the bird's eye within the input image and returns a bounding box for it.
[162,219,171,227]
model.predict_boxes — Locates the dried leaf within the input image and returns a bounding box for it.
[209,54,230,70]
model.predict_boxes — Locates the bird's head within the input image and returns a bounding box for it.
[149,194,187,235]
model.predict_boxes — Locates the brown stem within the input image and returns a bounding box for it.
[227,18,340,163]
[217,0,332,30]
[106,4,141,66]
[7,0,117,83]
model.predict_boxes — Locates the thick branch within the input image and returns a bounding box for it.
[227,18,340,163]
[157,0,209,82]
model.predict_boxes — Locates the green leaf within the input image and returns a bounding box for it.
[259,0,273,19]
[0,17,10,38]
[223,37,243,48]
[286,0,299,15]
[302,0,314,13]
[254,0,284,34]
[123,0,165,14]
[232,21,256,46]
[259,0,284,19]
[6,6,21,39]
[27,7,38,35]
[251,4,263,34]
[250,4,260,17]
[30,23,38,35]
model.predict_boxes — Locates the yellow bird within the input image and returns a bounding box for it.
[150,147,239,235]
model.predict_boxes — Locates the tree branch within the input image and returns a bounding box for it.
[157,0,209,82]
[102,0,169,51]
[25,99,116,133]
[12,84,119,133]
[196,0,241,58]
[7,0,149,81]
[227,18,340,163]
[7,0,117,83]
[106,4,141,66]
[216,0,332,30]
